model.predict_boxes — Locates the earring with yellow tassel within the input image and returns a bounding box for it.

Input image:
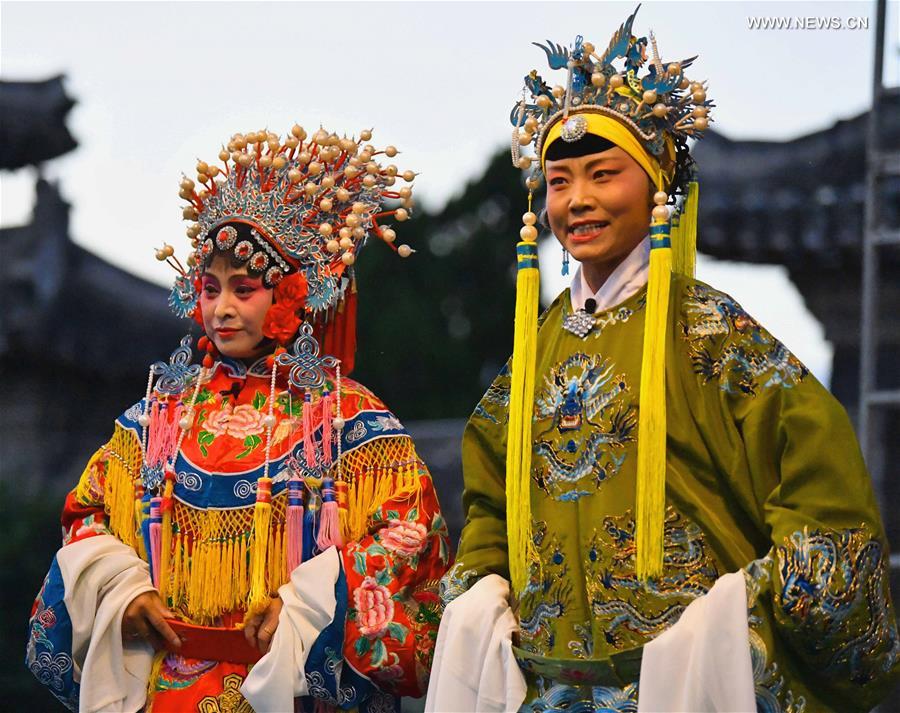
[635,188,673,581]
[506,193,541,596]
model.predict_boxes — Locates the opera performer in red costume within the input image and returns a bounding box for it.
[26,122,451,713]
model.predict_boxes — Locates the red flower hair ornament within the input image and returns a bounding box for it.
[262,272,308,344]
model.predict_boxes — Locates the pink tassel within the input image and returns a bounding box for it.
[321,392,333,466]
[316,478,343,550]
[302,393,316,468]
[149,497,162,587]
[147,400,183,467]
[286,477,304,572]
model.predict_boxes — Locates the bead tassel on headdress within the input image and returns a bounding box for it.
[506,208,542,593]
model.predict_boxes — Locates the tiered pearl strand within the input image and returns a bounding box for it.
[261,362,279,480]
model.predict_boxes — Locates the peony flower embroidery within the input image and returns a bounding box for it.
[227,404,266,439]
[202,403,266,439]
[203,403,233,437]
[381,519,429,557]
[354,577,394,638]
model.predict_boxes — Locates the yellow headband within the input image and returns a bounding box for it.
[541,112,672,191]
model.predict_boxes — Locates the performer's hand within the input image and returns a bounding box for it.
[121,591,181,651]
[243,595,283,655]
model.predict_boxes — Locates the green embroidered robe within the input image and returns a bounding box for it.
[443,275,900,712]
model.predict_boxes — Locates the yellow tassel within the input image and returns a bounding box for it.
[189,541,200,615]
[182,536,192,612]
[338,489,351,544]
[635,220,673,581]
[223,537,234,611]
[669,214,682,275]
[340,452,425,543]
[133,492,147,560]
[234,536,243,611]
[97,426,143,548]
[206,542,220,617]
[213,538,225,615]
[247,478,273,617]
[171,533,182,609]
[182,538,190,611]
[189,540,203,615]
[346,470,372,542]
[673,181,698,279]
[239,533,248,599]
[507,240,541,595]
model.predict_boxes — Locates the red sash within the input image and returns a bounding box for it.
[163,619,263,664]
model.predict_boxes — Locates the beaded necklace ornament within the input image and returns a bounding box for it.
[233,324,344,613]
[505,5,712,588]
[137,335,206,590]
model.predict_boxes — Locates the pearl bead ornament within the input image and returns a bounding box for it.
[520,225,538,242]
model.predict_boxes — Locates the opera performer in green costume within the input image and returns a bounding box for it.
[426,7,899,713]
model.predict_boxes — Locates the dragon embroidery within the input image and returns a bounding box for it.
[681,283,808,395]
[532,353,636,501]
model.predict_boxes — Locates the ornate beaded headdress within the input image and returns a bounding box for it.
[162,124,417,320]
[504,5,713,593]
[509,3,713,197]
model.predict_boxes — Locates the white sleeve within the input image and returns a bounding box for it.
[637,570,756,713]
[56,535,156,713]
[425,574,527,713]
[240,546,341,712]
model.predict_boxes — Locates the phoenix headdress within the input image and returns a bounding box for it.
[160,123,417,371]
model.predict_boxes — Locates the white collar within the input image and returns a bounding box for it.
[569,236,650,313]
